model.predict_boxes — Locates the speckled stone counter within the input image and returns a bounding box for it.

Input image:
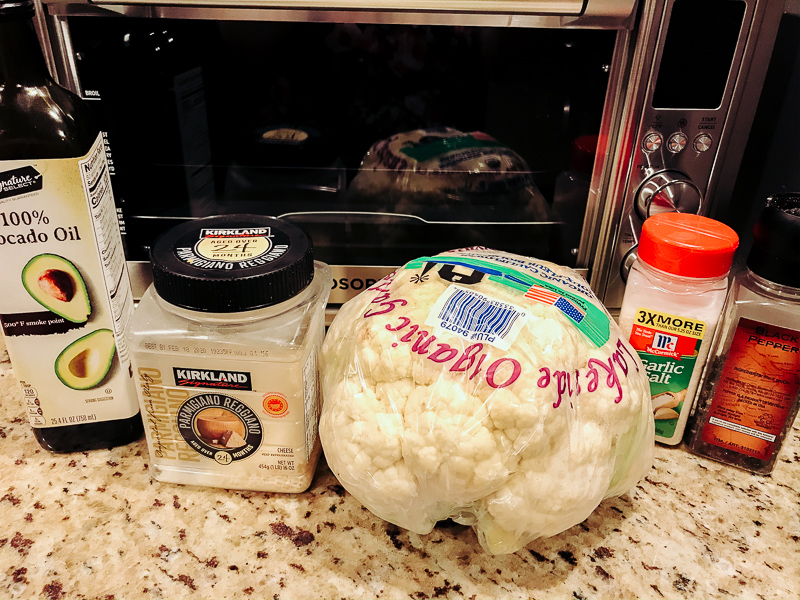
[1,335,798,600]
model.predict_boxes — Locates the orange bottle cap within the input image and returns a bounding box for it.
[639,213,739,278]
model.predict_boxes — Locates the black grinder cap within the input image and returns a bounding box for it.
[747,193,800,288]
[149,214,315,312]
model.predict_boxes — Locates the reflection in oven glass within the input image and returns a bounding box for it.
[69,18,614,268]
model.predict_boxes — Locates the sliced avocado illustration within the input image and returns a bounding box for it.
[55,329,116,390]
[22,253,91,323]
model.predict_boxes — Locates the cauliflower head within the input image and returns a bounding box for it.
[320,248,654,554]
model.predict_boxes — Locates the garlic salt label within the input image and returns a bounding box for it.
[618,214,738,445]
[628,307,705,438]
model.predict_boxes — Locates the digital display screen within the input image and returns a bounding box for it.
[652,0,746,109]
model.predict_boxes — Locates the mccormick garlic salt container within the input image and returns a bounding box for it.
[618,213,739,446]
[128,214,331,492]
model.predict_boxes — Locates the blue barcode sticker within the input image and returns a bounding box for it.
[425,285,529,351]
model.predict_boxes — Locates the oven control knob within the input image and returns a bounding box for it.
[642,132,663,153]
[620,245,639,283]
[667,132,688,153]
[635,169,703,220]
[693,133,713,152]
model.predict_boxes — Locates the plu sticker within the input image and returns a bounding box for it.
[425,284,530,352]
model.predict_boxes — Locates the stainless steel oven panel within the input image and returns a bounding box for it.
[330,263,589,304]
[37,0,640,91]
[597,0,786,312]
[41,0,638,27]
[129,260,590,307]
[69,0,589,15]
[328,265,396,303]
[127,260,398,304]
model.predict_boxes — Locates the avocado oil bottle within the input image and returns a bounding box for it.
[0,0,142,451]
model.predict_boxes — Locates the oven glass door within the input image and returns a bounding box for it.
[68,17,616,300]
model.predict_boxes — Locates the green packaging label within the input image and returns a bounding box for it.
[628,308,706,438]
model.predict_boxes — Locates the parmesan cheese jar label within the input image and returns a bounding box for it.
[135,353,318,480]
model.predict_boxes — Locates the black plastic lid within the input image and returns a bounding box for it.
[746,193,800,288]
[149,214,315,312]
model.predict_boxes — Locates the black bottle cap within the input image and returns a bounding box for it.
[149,214,315,312]
[746,193,800,288]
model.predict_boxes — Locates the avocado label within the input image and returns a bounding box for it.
[0,134,139,428]
[21,253,91,324]
[54,329,117,391]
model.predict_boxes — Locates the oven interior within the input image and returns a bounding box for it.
[68,18,616,272]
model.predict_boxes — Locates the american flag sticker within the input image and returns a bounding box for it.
[524,285,586,324]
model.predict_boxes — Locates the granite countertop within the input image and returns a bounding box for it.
[1,336,798,600]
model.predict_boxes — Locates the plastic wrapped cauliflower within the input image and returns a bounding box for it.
[320,248,654,554]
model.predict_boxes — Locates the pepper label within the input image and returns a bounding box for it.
[700,318,800,460]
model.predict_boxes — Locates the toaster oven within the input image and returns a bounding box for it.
[32,0,791,310]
